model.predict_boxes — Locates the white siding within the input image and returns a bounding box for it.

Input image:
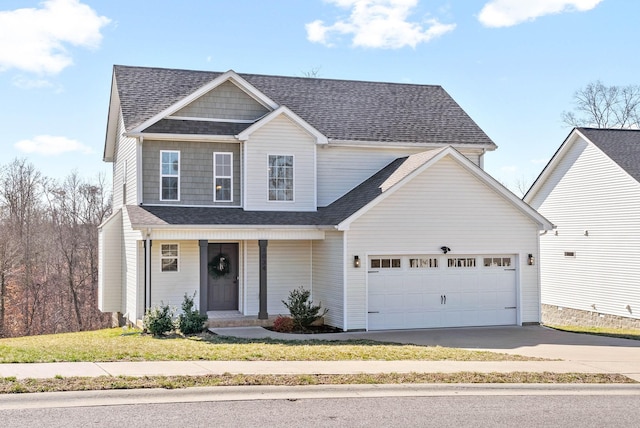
[533,138,640,320]
[346,156,541,330]
[151,240,201,312]
[312,231,345,329]
[244,115,316,211]
[98,210,122,312]
[244,240,312,315]
[317,146,484,206]
[113,109,138,210]
[122,207,143,322]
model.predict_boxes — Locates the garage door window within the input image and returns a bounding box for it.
[409,257,438,268]
[447,258,476,268]
[483,257,512,267]
[370,258,401,269]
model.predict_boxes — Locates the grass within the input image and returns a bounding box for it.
[0,372,633,394]
[547,325,640,341]
[0,328,542,363]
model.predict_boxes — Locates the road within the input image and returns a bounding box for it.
[1,384,640,427]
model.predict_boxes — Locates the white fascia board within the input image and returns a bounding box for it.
[103,75,120,162]
[337,146,553,231]
[129,70,279,134]
[124,132,240,143]
[98,207,123,230]
[236,106,329,145]
[328,139,497,151]
[523,128,582,204]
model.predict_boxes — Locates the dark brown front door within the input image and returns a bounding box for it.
[208,243,239,310]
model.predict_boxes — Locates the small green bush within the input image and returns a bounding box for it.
[282,287,328,331]
[178,292,208,335]
[143,303,174,337]
[272,315,295,333]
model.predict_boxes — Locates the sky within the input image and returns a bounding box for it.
[0,0,638,194]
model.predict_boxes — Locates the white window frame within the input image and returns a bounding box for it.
[267,154,294,202]
[160,150,180,201]
[160,243,179,273]
[213,152,233,202]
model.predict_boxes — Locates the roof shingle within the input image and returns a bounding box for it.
[579,128,640,182]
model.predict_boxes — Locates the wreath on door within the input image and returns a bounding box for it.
[208,252,231,278]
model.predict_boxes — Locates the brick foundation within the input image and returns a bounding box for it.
[541,304,640,329]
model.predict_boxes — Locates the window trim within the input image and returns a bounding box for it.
[160,150,180,201]
[267,154,295,202]
[213,152,233,202]
[160,243,179,273]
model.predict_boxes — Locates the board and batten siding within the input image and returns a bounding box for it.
[174,80,269,121]
[244,115,316,211]
[532,138,640,320]
[311,231,345,329]
[244,240,312,315]
[317,146,484,206]
[112,109,138,210]
[122,206,144,322]
[150,240,201,312]
[346,156,541,330]
[142,140,241,206]
[98,210,122,313]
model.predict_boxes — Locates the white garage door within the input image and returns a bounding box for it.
[367,255,517,330]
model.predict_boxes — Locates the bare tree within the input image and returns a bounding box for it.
[301,66,322,78]
[562,81,640,128]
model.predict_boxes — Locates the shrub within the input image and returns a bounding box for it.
[272,315,295,333]
[178,292,208,335]
[282,287,328,331]
[143,303,174,337]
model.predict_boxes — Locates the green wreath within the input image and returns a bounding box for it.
[208,253,231,278]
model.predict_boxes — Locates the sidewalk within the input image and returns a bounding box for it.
[1,326,639,381]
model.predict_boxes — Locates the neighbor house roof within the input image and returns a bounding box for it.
[578,127,640,183]
[112,65,496,147]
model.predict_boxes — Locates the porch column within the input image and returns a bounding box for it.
[258,239,268,319]
[199,240,208,312]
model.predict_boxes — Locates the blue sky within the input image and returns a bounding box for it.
[0,0,637,193]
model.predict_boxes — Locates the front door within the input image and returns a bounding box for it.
[208,243,239,310]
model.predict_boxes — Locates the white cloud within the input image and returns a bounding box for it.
[306,0,456,49]
[15,135,93,155]
[478,0,602,27]
[0,0,110,74]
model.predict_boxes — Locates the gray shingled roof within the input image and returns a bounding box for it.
[579,128,640,182]
[113,65,495,146]
[126,155,409,228]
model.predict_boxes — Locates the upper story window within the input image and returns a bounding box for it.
[268,155,293,201]
[160,150,180,201]
[214,152,233,202]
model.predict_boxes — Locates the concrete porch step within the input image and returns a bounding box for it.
[206,311,278,328]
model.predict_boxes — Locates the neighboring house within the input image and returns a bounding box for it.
[98,65,552,331]
[525,127,640,329]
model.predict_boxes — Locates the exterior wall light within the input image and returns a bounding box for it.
[528,253,535,265]
[354,255,361,268]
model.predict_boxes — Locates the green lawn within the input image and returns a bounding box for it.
[0,328,540,363]
[547,325,640,341]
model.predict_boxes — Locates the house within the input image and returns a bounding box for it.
[98,65,552,331]
[525,127,640,329]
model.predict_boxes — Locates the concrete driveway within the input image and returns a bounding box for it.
[212,325,640,380]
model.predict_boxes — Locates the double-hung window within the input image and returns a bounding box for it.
[160,244,179,272]
[160,151,180,201]
[268,155,293,201]
[213,152,233,202]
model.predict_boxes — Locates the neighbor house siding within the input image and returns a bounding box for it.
[244,240,312,315]
[150,240,201,312]
[173,80,269,121]
[98,210,123,313]
[311,230,345,329]
[244,115,316,211]
[317,146,484,206]
[113,109,138,210]
[346,156,541,330]
[142,140,241,206]
[533,138,640,320]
